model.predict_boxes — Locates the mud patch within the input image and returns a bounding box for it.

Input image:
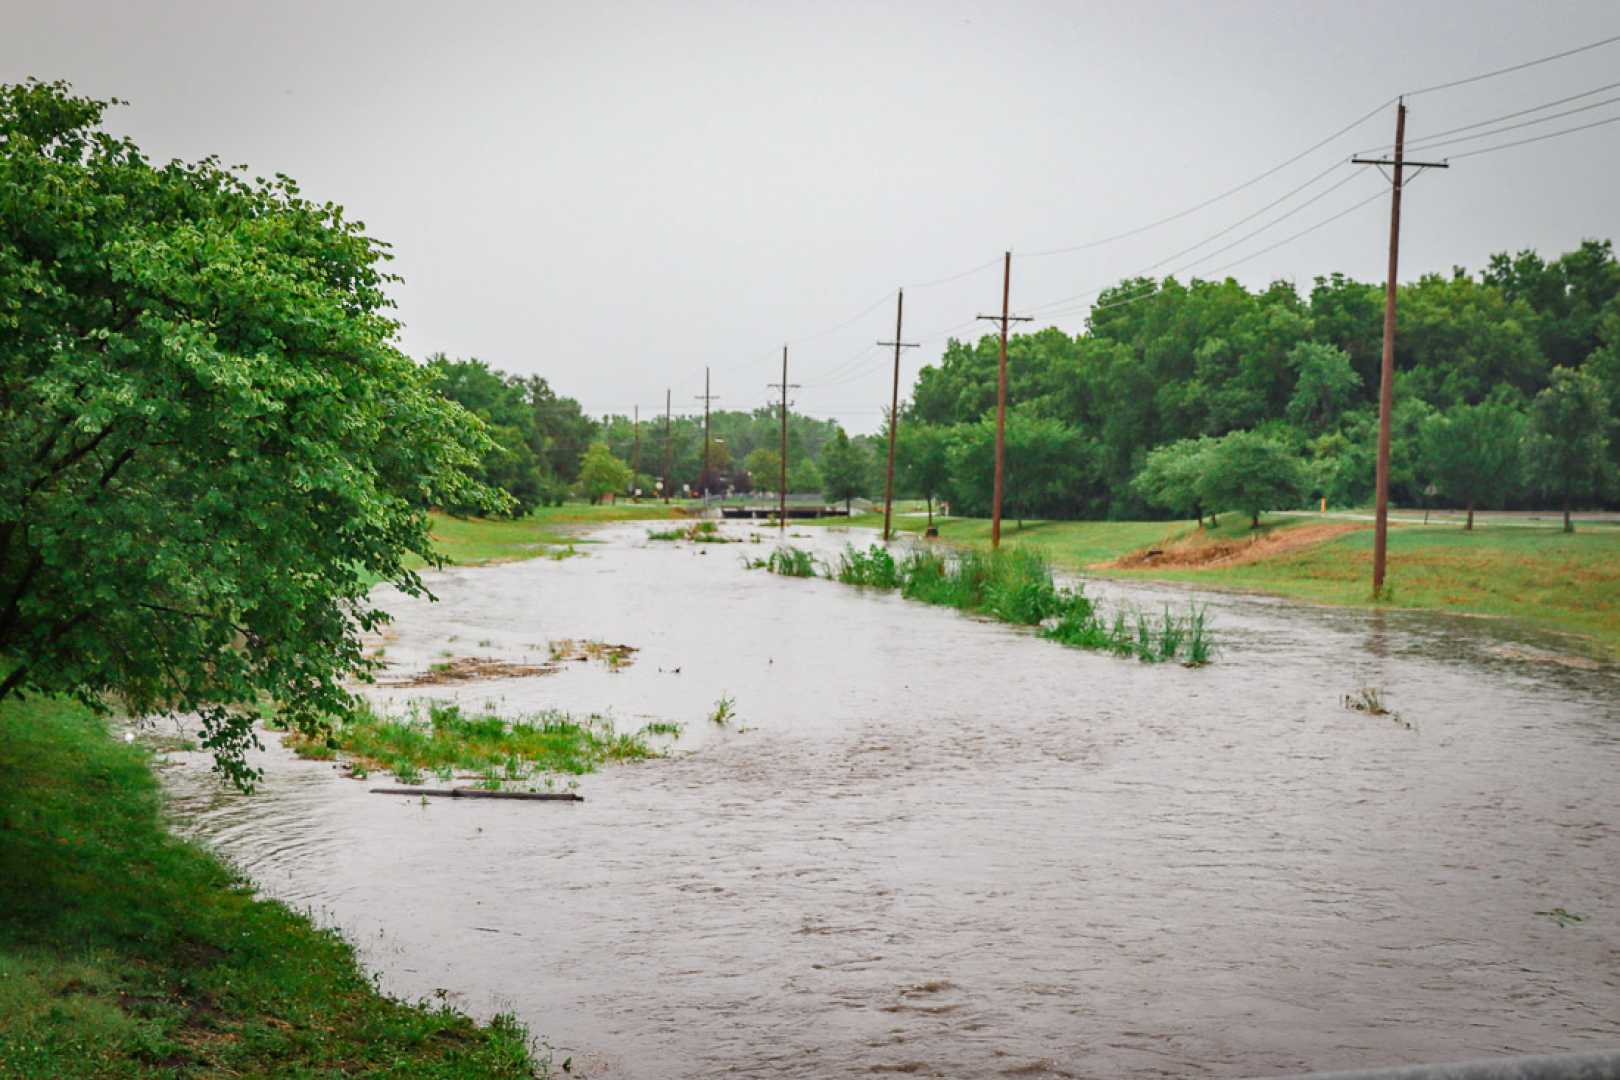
[1104,522,1361,570]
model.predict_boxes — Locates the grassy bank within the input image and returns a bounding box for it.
[423,502,683,567]
[828,510,1620,657]
[0,697,542,1078]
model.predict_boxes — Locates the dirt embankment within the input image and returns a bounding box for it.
[1103,522,1364,570]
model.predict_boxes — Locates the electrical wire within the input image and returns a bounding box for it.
[1355,77,1620,155]
[1404,30,1620,97]
[1445,112,1620,160]
[1401,93,1620,154]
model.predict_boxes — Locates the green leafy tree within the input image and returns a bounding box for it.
[743,447,782,494]
[820,428,868,512]
[1198,430,1307,528]
[1417,401,1526,529]
[1524,366,1612,532]
[895,423,953,527]
[1133,437,1217,526]
[0,81,498,787]
[1285,341,1361,430]
[427,355,547,515]
[577,442,633,504]
[788,456,822,494]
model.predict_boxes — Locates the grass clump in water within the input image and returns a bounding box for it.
[762,546,817,577]
[285,699,654,784]
[649,521,732,544]
[708,693,737,726]
[834,544,902,589]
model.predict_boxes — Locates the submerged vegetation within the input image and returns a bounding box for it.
[278,700,654,786]
[763,542,1214,664]
[0,695,541,1077]
[648,520,733,543]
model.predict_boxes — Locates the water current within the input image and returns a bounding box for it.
[161,522,1620,1078]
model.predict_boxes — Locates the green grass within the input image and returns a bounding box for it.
[1114,517,1620,657]
[278,700,654,785]
[829,510,1620,658]
[422,503,683,567]
[0,695,543,1077]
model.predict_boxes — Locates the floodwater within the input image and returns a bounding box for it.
[162,522,1620,1079]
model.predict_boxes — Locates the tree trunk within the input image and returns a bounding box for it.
[1465,501,1474,531]
[1564,494,1573,533]
[926,497,934,528]
[1194,501,1203,528]
[1251,511,1260,529]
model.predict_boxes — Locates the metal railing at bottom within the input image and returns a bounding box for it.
[1258,1049,1620,1080]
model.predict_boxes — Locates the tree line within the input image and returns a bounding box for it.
[890,243,1617,530]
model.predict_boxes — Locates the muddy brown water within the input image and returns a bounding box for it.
[162,523,1620,1079]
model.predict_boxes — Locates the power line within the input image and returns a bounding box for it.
[1446,112,1620,160]
[1404,30,1620,97]
[1021,98,1394,259]
[1361,77,1620,153]
[1026,165,1365,318]
[1401,93,1620,154]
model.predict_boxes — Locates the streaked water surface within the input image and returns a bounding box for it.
[164,522,1620,1078]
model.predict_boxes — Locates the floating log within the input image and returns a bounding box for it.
[369,786,583,802]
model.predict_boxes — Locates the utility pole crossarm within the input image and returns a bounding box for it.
[1350,158,1450,168]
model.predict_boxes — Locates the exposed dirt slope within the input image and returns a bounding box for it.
[1103,522,1363,570]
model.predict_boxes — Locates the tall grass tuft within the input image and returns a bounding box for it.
[835,544,902,588]
[764,546,817,577]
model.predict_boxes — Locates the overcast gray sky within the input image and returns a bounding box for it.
[7,1,1619,432]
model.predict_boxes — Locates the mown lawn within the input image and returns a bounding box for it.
[422,502,683,566]
[827,509,1620,658]
[0,696,543,1078]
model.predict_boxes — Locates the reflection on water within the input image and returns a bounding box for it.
[164,523,1620,1079]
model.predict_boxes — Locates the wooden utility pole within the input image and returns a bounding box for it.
[662,389,672,503]
[695,368,719,498]
[878,289,918,542]
[632,405,640,485]
[977,252,1031,549]
[1353,101,1447,596]
[767,346,800,530]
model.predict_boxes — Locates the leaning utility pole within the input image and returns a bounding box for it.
[694,368,720,498]
[1353,101,1447,597]
[878,290,918,542]
[977,252,1031,550]
[662,389,672,503]
[767,346,800,530]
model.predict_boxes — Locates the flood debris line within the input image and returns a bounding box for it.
[1342,687,1412,729]
[273,699,655,788]
[369,786,584,802]
[751,542,1215,665]
[547,638,638,670]
[384,656,559,686]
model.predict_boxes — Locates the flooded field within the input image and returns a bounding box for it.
[163,522,1620,1079]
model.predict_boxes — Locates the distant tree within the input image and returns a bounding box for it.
[427,355,547,515]
[1524,366,1612,532]
[577,442,632,504]
[896,423,953,527]
[820,428,869,513]
[1198,430,1307,528]
[942,411,1086,525]
[743,447,782,494]
[1285,341,1361,430]
[0,80,500,787]
[788,456,822,494]
[1417,401,1526,529]
[1133,437,1217,526]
